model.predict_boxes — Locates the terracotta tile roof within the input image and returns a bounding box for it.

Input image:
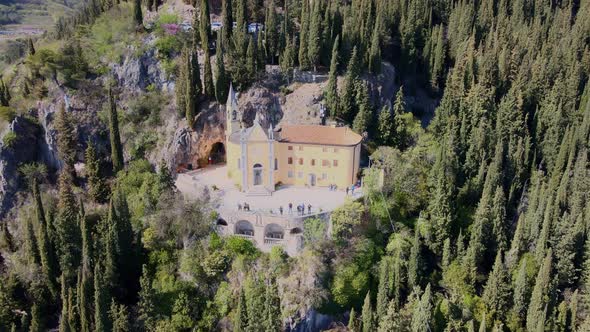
[279,125,362,146]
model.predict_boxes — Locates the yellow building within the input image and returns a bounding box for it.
[225,84,363,195]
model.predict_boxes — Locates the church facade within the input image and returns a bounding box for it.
[225,84,363,195]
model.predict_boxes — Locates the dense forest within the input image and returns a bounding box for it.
[0,0,589,331]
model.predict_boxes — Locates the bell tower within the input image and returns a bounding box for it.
[225,83,241,137]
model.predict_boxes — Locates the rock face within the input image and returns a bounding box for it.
[239,83,283,129]
[111,43,174,93]
[0,116,43,218]
[166,103,226,171]
[36,81,111,171]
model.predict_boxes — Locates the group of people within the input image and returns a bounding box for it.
[237,203,251,211]
[282,202,312,216]
[328,184,338,191]
[346,185,356,196]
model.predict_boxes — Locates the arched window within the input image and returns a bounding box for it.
[235,220,254,236]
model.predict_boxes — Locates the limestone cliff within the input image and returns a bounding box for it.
[0,116,43,218]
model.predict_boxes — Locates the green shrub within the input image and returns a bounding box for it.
[224,236,259,258]
[126,92,166,126]
[0,107,16,122]
[2,131,17,148]
[84,4,135,65]
[157,13,179,26]
[161,58,177,78]
[155,35,182,59]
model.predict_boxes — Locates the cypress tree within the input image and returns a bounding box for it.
[0,78,10,106]
[94,262,109,332]
[59,274,70,332]
[319,1,333,67]
[361,291,374,332]
[246,35,256,78]
[377,104,393,145]
[411,284,432,332]
[375,259,390,322]
[234,288,248,332]
[27,38,36,56]
[235,0,247,33]
[55,105,77,177]
[506,215,526,268]
[441,237,452,270]
[107,86,124,173]
[29,303,42,332]
[221,0,233,51]
[56,171,80,285]
[279,0,290,52]
[33,180,58,298]
[348,307,358,332]
[78,209,92,332]
[256,27,265,72]
[138,265,156,330]
[298,0,310,70]
[368,23,381,74]
[280,35,295,76]
[430,24,445,91]
[67,287,78,331]
[339,46,360,122]
[112,190,136,301]
[264,1,278,64]
[203,48,214,99]
[85,142,109,203]
[408,232,421,289]
[482,251,511,321]
[176,48,188,117]
[526,249,554,331]
[392,87,407,149]
[199,0,211,49]
[244,276,265,332]
[133,0,143,26]
[491,187,508,253]
[214,37,229,104]
[378,299,402,332]
[307,0,322,71]
[104,200,118,292]
[24,215,40,266]
[186,44,202,125]
[352,82,372,135]
[263,280,281,332]
[325,36,340,118]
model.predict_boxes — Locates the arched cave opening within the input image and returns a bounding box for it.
[209,142,226,165]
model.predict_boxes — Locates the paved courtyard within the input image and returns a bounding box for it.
[175,165,362,217]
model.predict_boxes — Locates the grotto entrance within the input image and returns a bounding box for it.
[208,142,226,165]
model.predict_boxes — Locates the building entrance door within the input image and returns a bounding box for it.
[308,174,316,186]
[253,164,263,186]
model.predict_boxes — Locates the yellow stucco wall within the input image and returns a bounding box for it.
[275,142,359,189]
[226,127,361,191]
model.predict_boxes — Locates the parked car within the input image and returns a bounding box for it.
[180,21,193,32]
[211,22,222,31]
[248,23,264,33]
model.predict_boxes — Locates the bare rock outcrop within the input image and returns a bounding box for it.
[238,84,283,128]
[111,40,174,93]
[166,103,226,171]
[0,116,43,218]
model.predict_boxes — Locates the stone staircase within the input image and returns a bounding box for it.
[246,186,272,196]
